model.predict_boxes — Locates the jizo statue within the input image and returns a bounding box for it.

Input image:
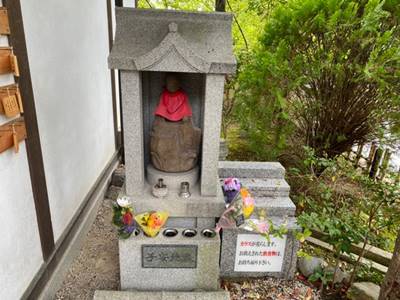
[150,73,201,173]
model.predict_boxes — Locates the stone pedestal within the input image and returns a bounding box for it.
[119,228,221,291]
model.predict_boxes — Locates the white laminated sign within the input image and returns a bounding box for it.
[234,234,287,272]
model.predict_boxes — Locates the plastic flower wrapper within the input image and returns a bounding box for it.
[112,196,138,239]
[222,177,241,206]
[216,187,255,232]
[135,211,169,237]
[240,219,270,234]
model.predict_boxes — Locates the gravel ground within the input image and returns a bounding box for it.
[55,193,320,300]
[55,197,120,299]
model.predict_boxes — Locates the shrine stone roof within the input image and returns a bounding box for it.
[108,8,236,74]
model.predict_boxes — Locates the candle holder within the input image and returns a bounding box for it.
[179,181,191,198]
[152,178,168,198]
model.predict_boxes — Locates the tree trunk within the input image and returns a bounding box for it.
[379,229,400,300]
[215,0,226,11]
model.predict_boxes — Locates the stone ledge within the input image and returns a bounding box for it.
[253,197,296,217]
[129,183,225,217]
[239,178,290,197]
[94,290,231,300]
[219,161,285,179]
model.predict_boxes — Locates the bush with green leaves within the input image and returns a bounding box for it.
[237,0,400,160]
[291,147,400,286]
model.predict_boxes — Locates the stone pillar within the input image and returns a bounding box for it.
[201,74,225,196]
[121,71,145,195]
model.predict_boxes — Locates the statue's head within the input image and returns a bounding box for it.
[165,73,180,92]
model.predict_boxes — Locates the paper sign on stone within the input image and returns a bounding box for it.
[234,234,286,272]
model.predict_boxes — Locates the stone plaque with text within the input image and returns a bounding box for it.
[142,244,197,268]
[234,234,286,272]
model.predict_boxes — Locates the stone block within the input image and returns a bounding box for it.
[253,197,296,217]
[219,161,285,179]
[119,228,221,291]
[239,178,290,197]
[131,182,225,218]
[201,75,225,197]
[197,217,216,229]
[298,256,325,277]
[165,217,197,228]
[347,282,380,300]
[111,166,126,187]
[147,164,199,192]
[94,290,230,300]
[121,71,145,195]
[220,217,300,280]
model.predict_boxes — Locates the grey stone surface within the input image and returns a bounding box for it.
[129,182,225,217]
[165,217,197,228]
[219,139,229,161]
[121,71,145,196]
[297,256,324,277]
[219,161,285,179]
[94,290,230,300]
[119,228,221,291]
[347,282,380,300]
[239,178,290,197]
[220,217,300,280]
[197,217,216,229]
[324,266,351,284]
[253,197,296,217]
[111,166,125,187]
[105,185,122,201]
[147,164,199,192]
[201,74,225,197]
[109,8,236,74]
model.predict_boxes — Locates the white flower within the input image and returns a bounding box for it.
[117,196,131,208]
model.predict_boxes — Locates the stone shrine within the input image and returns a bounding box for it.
[98,7,299,300]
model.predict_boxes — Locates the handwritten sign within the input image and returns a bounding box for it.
[142,245,197,268]
[234,234,286,272]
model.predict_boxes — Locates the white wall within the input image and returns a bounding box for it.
[0,2,44,298]
[20,0,116,241]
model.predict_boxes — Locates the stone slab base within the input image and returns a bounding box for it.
[94,290,230,300]
[120,228,221,291]
[147,164,199,192]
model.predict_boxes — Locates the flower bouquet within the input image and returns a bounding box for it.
[112,196,138,239]
[135,211,169,237]
[216,180,255,232]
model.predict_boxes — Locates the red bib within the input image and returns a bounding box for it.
[154,89,192,121]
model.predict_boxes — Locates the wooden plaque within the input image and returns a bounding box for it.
[2,94,19,117]
[0,84,23,115]
[0,118,26,154]
[0,8,10,35]
[0,48,19,76]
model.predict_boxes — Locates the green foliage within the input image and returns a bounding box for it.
[291,147,400,284]
[308,265,334,286]
[237,0,400,159]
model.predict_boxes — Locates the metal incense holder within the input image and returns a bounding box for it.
[179,181,191,198]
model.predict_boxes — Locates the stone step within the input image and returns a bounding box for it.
[219,161,285,179]
[240,178,290,197]
[252,197,296,217]
[94,290,231,300]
